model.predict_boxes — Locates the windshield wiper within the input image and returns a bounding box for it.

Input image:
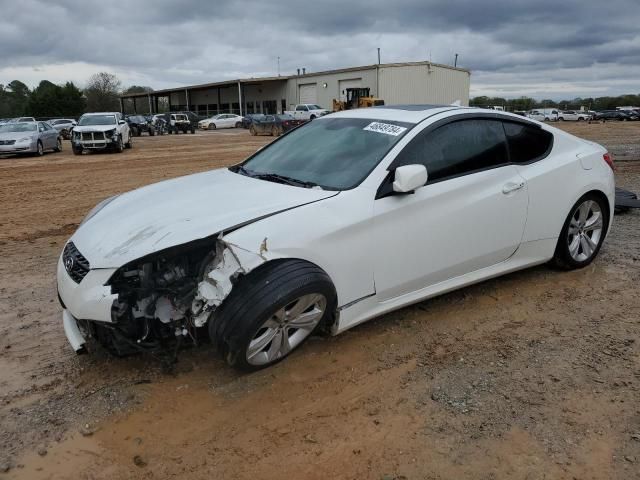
[232,165,320,189]
[251,172,320,189]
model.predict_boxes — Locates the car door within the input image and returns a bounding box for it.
[372,117,528,301]
[37,122,52,148]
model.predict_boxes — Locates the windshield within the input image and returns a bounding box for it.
[175,115,188,121]
[0,123,37,133]
[236,117,412,190]
[310,105,323,110]
[79,115,116,126]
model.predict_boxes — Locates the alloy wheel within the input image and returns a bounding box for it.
[567,200,603,262]
[246,294,326,366]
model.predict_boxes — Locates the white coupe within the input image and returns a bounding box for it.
[57,106,615,371]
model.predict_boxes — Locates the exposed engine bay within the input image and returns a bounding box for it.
[87,236,266,363]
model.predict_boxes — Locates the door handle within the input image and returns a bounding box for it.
[502,181,525,194]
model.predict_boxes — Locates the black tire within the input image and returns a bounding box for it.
[72,145,83,155]
[114,136,124,153]
[271,126,278,136]
[249,125,257,136]
[209,260,337,372]
[235,122,241,128]
[54,137,62,152]
[552,192,609,270]
[310,115,316,120]
[149,128,155,137]
[209,123,216,130]
[125,134,133,149]
[35,141,44,157]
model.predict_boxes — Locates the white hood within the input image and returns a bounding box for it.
[71,168,337,268]
[73,124,118,133]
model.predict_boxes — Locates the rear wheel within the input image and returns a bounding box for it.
[210,260,336,371]
[552,193,608,269]
[271,126,279,136]
[235,122,242,128]
[249,125,257,136]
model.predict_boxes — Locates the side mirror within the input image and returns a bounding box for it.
[119,120,126,125]
[392,164,428,193]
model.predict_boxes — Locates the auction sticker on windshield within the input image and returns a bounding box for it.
[363,122,408,136]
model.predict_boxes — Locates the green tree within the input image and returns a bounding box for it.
[123,85,153,94]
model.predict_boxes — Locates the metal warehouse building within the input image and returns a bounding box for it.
[120,61,470,116]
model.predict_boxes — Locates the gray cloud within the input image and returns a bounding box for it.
[0,0,638,99]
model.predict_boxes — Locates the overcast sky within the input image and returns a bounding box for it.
[1,0,638,100]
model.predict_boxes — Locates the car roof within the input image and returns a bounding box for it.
[82,112,119,116]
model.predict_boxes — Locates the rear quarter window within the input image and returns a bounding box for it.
[503,122,554,164]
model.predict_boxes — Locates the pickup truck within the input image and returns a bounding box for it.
[284,104,330,121]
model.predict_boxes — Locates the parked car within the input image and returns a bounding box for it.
[151,114,168,135]
[126,115,156,136]
[593,110,637,121]
[49,119,77,139]
[558,110,591,121]
[71,112,132,155]
[284,104,330,121]
[242,113,266,129]
[249,114,305,136]
[527,109,559,121]
[6,116,37,124]
[0,121,62,156]
[165,113,196,134]
[57,106,614,371]
[198,113,244,130]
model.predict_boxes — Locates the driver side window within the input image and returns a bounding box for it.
[394,119,509,183]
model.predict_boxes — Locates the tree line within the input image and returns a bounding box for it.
[0,73,152,119]
[470,94,640,112]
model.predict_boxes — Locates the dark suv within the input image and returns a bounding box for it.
[126,115,156,136]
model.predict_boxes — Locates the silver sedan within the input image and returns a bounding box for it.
[0,121,62,156]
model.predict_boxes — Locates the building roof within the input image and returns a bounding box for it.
[120,61,470,99]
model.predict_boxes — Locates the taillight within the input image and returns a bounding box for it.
[603,152,615,171]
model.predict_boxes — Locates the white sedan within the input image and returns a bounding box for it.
[198,114,244,130]
[57,106,615,371]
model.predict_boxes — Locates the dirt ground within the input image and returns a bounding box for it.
[0,123,639,479]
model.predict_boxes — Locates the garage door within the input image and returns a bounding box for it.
[339,78,362,102]
[298,83,317,104]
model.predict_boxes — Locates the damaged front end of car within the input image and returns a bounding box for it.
[92,235,268,362]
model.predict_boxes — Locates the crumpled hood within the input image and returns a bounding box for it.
[71,168,338,268]
[73,124,118,133]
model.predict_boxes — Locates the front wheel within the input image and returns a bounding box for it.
[125,134,133,149]
[235,122,242,128]
[54,137,62,152]
[114,136,124,153]
[72,145,83,155]
[35,141,44,156]
[208,123,216,130]
[552,193,608,270]
[249,125,257,136]
[210,260,337,371]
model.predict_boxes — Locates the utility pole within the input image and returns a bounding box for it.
[454,53,459,67]
[377,48,381,64]
[277,56,280,76]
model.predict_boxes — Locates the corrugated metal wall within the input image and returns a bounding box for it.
[378,64,470,106]
[284,69,378,110]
